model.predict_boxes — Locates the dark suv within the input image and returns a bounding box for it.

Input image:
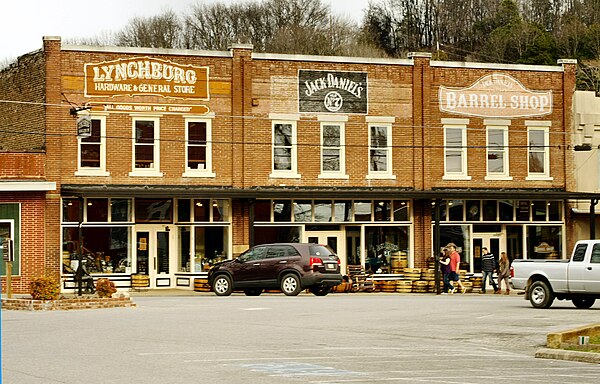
[208,243,342,296]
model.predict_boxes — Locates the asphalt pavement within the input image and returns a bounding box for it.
[2,292,600,383]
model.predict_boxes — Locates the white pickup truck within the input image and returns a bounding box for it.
[511,240,600,309]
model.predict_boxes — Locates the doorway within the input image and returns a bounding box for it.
[135,225,175,288]
[303,230,346,273]
[473,234,501,273]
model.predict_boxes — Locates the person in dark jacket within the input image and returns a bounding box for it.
[439,248,453,293]
[480,247,498,294]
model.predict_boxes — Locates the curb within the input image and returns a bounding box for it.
[535,348,600,364]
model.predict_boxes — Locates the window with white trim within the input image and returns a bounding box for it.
[319,116,347,178]
[368,124,392,175]
[130,117,162,176]
[270,114,300,178]
[485,120,510,179]
[527,123,551,180]
[76,115,108,176]
[183,116,215,177]
[443,119,470,180]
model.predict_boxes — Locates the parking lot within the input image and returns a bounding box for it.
[3,293,600,383]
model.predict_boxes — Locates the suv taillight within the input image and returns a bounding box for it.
[310,257,323,269]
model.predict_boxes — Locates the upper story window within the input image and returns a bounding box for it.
[366,116,395,179]
[270,113,300,179]
[526,121,552,180]
[130,117,163,177]
[319,115,348,179]
[443,118,470,180]
[76,115,109,177]
[485,120,511,180]
[183,115,215,178]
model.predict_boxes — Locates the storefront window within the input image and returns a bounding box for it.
[62,198,81,222]
[294,200,312,222]
[212,200,230,222]
[193,226,229,272]
[334,201,352,222]
[179,227,191,272]
[516,200,530,221]
[499,200,514,221]
[314,200,333,222]
[527,225,562,259]
[254,226,300,245]
[506,225,523,260]
[177,199,191,222]
[111,199,131,222]
[393,201,409,221]
[548,201,561,221]
[466,200,480,221]
[135,198,172,223]
[482,200,497,221]
[365,226,409,273]
[354,201,372,221]
[374,201,392,221]
[193,199,210,221]
[273,200,293,222]
[448,200,463,221]
[87,198,108,222]
[432,200,447,221]
[532,201,546,221]
[254,200,271,222]
[439,225,471,270]
[62,226,131,274]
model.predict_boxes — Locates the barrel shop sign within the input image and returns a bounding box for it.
[438,73,552,118]
[299,70,367,114]
[84,57,209,100]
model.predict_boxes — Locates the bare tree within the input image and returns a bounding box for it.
[115,9,183,49]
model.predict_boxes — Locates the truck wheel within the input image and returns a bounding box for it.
[529,281,554,309]
[572,297,596,309]
[280,273,302,296]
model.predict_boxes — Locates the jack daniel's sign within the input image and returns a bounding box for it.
[299,70,367,113]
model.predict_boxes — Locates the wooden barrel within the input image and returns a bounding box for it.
[390,256,401,269]
[412,280,428,293]
[404,268,422,281]
[131,274,150,288]
[193,278,211,292]
[396,280,412,293]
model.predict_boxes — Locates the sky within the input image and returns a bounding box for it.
[1,0,368,61]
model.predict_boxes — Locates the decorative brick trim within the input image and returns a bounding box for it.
[1,297,136,311]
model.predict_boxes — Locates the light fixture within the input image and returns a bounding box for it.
[196,202,203,207]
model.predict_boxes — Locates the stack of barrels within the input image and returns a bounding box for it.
[390,252,408,273]
[193,278,211,292]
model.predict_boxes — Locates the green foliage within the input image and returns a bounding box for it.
[95,278,117,298]
[30,276,60,300]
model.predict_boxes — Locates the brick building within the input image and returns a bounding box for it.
[0,36,589,292]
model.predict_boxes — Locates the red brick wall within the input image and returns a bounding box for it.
[0,153,45,178]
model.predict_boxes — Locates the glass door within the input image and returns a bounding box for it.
[303,230,345,273]
[135,226,174,288]
[473,234,501,273]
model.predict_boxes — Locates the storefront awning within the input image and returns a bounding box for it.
[60,184,600,201]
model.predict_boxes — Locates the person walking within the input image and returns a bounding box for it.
[447,243,466,294]
[480,247,498,294]
[497,252,511,295]
[439,248,453,294]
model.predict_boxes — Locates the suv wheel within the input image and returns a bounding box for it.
[281,273,302,296]
[213,275,233,296]
[309,285,331,296]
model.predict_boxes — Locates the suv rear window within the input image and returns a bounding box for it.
[309,245,335,257]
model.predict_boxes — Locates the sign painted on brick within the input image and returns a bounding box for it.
[299,70,367,114]
[439,73,552,118]
[84,57,209,99]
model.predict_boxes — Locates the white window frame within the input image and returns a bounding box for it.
[269,113,300,179]
[182,113,216,178]
[442,118,471,180]
[129,116,163,177]
[526,121,552,181]
[484,119,511,180]
[318,115,348,179]
[75,114,109,177]
[366,116,395,180]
